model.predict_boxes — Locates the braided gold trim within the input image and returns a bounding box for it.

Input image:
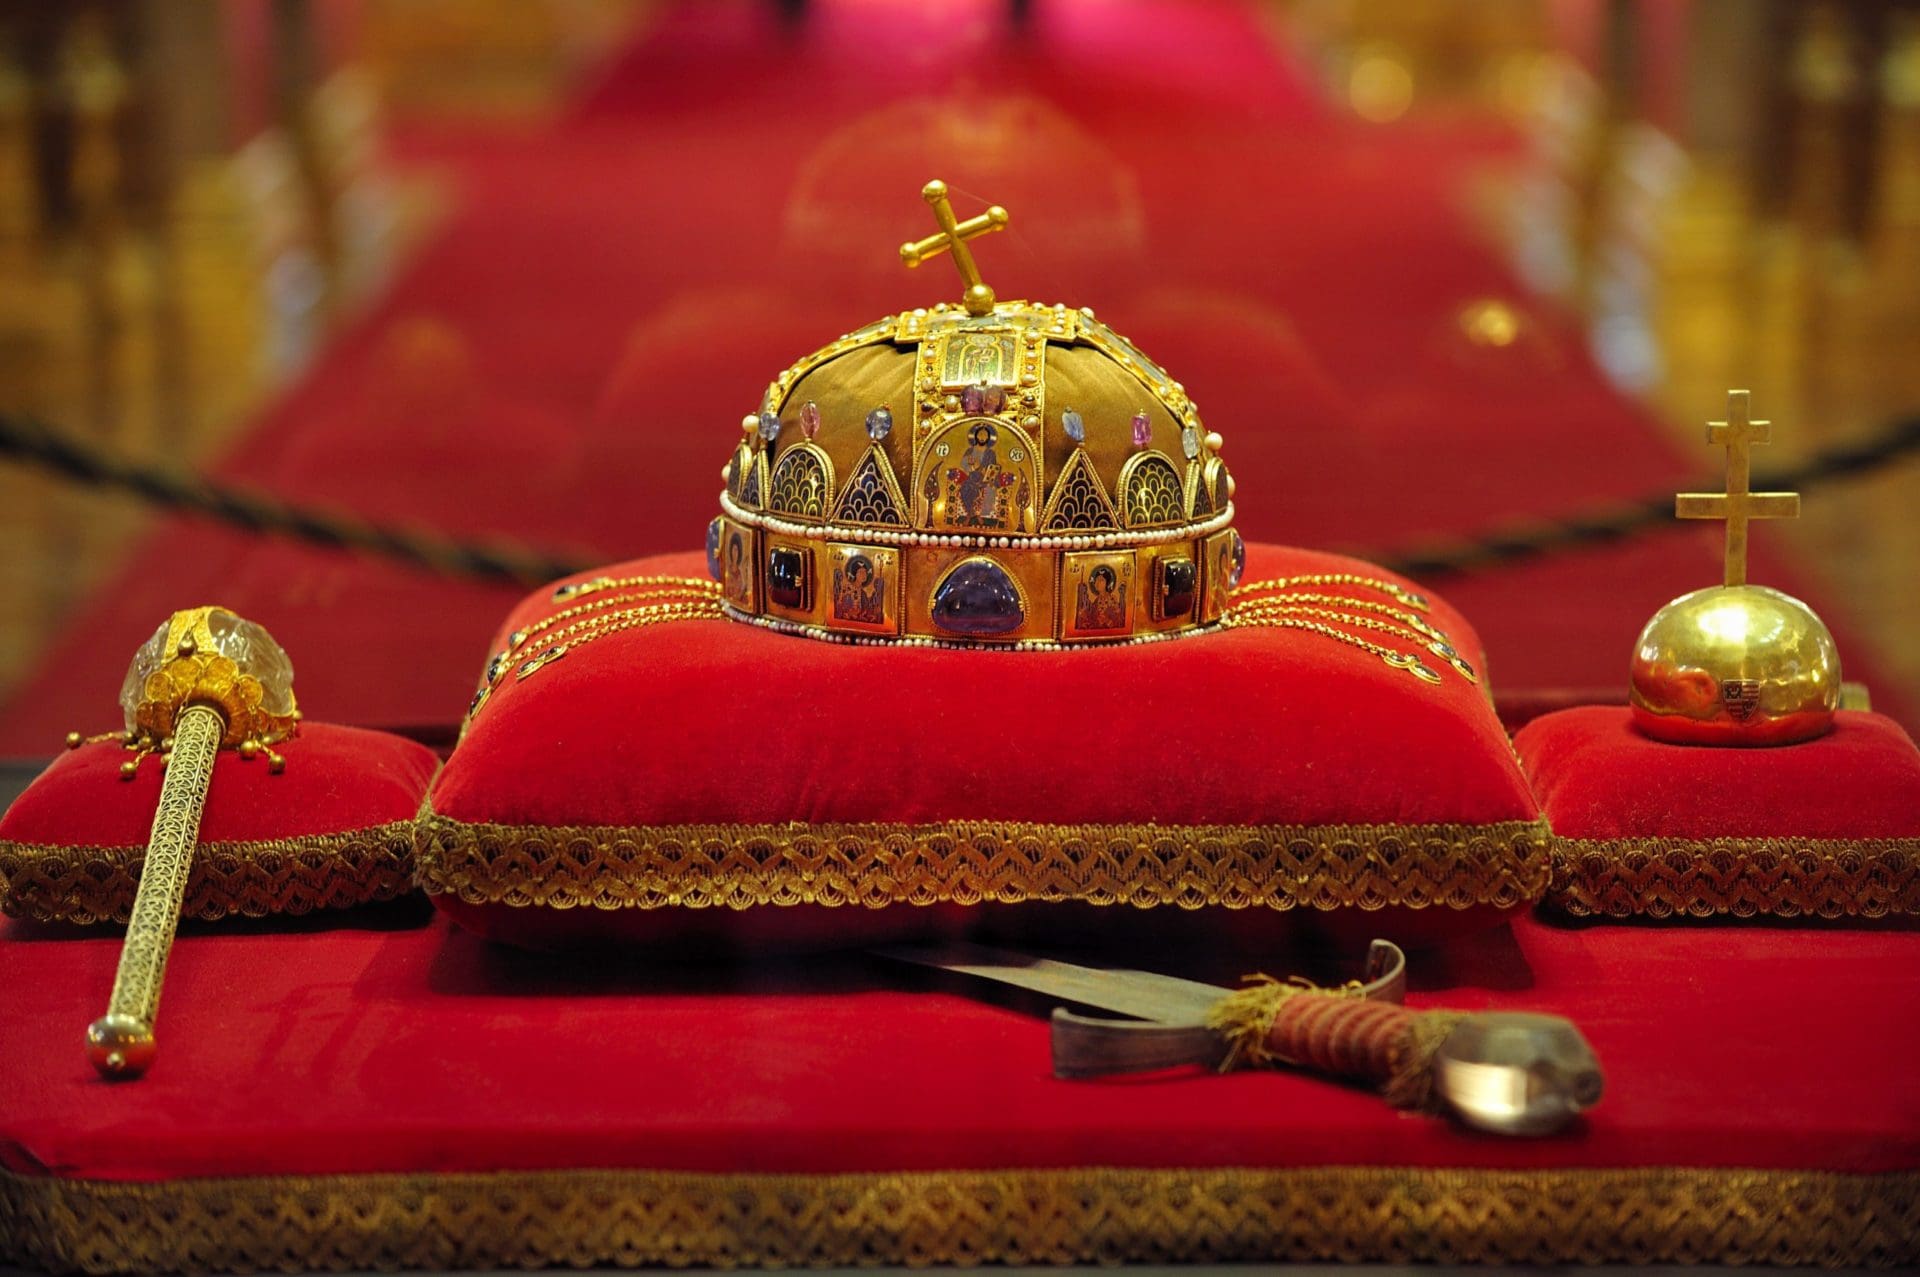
[416,813,1551,912]
[0,823,419,925]
[1547,836,1920,919]
[2,1164,1913,1271]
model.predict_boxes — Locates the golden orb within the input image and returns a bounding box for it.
[1629,584,1840,746]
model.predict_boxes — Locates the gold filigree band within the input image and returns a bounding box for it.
[0,823,420,925]
[2,1164,1913,1271]
[416,813,1551,912]
[1547,836,1920,918]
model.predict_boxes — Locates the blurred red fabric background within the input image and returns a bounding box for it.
[0,0,1899,750]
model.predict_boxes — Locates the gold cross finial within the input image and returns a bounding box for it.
[899,179,1009,317]
[1675,389,1800,587]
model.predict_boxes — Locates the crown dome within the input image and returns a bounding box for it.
[709,183,1239,647]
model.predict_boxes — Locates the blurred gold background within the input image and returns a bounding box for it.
[1,0,1917,714]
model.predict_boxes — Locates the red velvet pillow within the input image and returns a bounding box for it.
[1515,706,1920,919]
[420,544,1547,951]
[0,724,439,925]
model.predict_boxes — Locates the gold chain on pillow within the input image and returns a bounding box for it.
[463,571,1473,734]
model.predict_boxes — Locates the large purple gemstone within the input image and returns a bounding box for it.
[931,558,1024,636]
[1130,411,1151,448]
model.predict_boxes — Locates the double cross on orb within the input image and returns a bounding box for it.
[900,180,1009,317]
[1676,390,1800,588]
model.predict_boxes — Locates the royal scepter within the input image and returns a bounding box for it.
[881,940,1603,1136]
[77,607,298,1079]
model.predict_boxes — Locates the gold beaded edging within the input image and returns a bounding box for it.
[726,605,1221,652]
[719,490,1236,550]
[414,813,1552,912]
[2,1163,1914,1272]
[1547,835,1920,919]
[0,823,419,925]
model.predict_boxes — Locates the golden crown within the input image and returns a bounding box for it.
[709,180,1241,646]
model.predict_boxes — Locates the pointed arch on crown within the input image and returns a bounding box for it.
[1040,448,1120,532]
[1207,457,1231,511]
[730,442,763,509]
[767,443,836,519]
[833,444,908,527]
[1118,451,1185,529]
[1184,459,1214,519]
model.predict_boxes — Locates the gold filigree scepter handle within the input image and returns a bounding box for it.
[82,607,298,1079]
[86,704,221,1075]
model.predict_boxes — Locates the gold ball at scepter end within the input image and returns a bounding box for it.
[86,1014,155,1079]
[1629,584,1840,746]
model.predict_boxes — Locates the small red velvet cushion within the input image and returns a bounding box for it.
[0,723,439,925]
[1515,706,1920,919]
[420,544,1547,953]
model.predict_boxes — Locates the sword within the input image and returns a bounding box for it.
[875,939,1602,1137]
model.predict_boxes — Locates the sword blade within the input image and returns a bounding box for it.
[874,941,1229,1026]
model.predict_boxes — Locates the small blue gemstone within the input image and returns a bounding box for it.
[866,406,893,441]
[757,411,781,442]
[1062,409,1085,443]
[706,517,724,582]
[931,558,1024,636]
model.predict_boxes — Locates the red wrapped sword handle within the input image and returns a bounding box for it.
[1259,992,1460,1109]
[1211,981,1603,1133]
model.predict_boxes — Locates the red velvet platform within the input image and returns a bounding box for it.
[422,544,1545,955]
[1,908,1916,1269]
[1519,707,1920,919]
[0,725,439,926]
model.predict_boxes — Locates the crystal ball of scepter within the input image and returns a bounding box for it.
[118,606,298,755]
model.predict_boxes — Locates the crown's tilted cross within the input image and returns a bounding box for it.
[899,180,1009,317]
[1675,389,1800,587]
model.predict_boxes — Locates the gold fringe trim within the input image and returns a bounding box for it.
[0,823,419,925]
[1547,836,1920,919]
[1209,978,1312,1069]
[1385,1011,1469,1112]
[2,1164,1914,1271]
[415,813,1551,912]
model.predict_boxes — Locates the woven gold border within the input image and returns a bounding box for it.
[0,823,419,925]
[1547,836,1920,919]
[414,813,1551,912]
[2,1164,1913,1271]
